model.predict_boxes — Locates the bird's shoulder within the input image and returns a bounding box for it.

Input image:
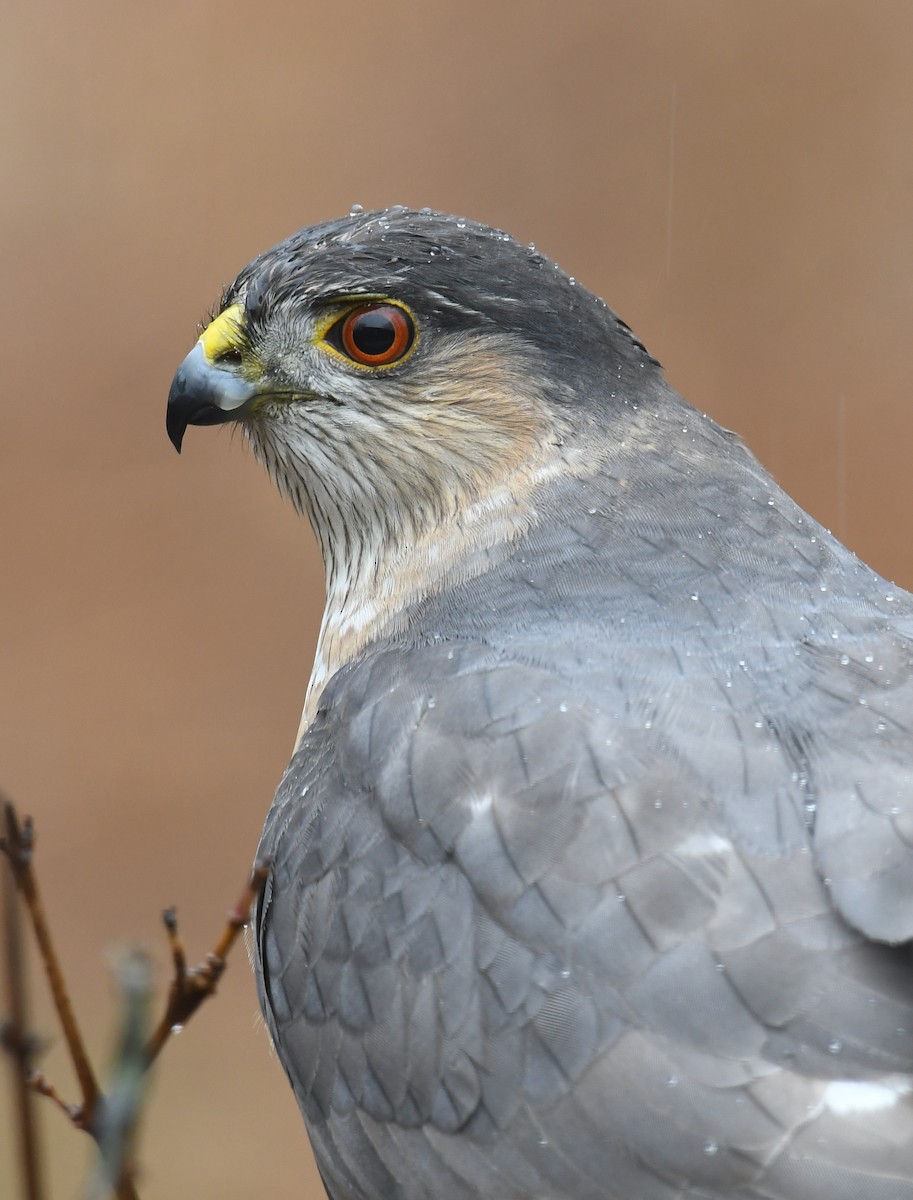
[255,413,913,1181]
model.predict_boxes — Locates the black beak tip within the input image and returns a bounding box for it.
[166,376,189,452]
[166,407,186,454]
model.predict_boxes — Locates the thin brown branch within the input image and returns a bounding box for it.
[144,859,270,1066]
[28,1067,83,1122]
[1,799,139,1199]
[2,794,45,1200]
[24,1075,142,1200]
[1,799,102,1125]
[1,796,269,1200]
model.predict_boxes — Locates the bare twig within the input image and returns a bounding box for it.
[145,860,270,1065]
[29,1068,82,1121]
[1,799,102,1126]
[1,795,270,1200]
[2,795,45,1200]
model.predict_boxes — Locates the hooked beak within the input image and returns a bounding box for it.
[166,304,259,452]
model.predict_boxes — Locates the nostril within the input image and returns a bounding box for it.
[215,346,243,368]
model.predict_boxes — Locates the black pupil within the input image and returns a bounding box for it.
[352,310,396,356]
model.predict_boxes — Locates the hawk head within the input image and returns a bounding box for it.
[167,208,666,726]
[168,207,659,531]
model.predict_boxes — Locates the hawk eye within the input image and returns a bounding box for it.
[329,303,415,367]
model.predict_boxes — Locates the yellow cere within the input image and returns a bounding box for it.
[199,303,246,364]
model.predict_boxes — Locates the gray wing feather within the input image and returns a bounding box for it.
[256,631,913,1200]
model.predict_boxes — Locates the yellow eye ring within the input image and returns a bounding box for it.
[325,303,416,368]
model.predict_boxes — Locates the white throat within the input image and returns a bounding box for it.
[295,460,571,747]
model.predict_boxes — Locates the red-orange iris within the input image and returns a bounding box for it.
[337,304,414,366]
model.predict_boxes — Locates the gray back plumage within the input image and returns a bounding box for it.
[256,370,913,1198]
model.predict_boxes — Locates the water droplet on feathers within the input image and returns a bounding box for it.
[703,1140,719,1156]
[828,1039,842,1054]
[348,203,364,215]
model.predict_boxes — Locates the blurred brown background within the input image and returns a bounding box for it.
[3,2,913,1196]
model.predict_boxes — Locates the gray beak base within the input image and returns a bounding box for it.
[166,342,258,453]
